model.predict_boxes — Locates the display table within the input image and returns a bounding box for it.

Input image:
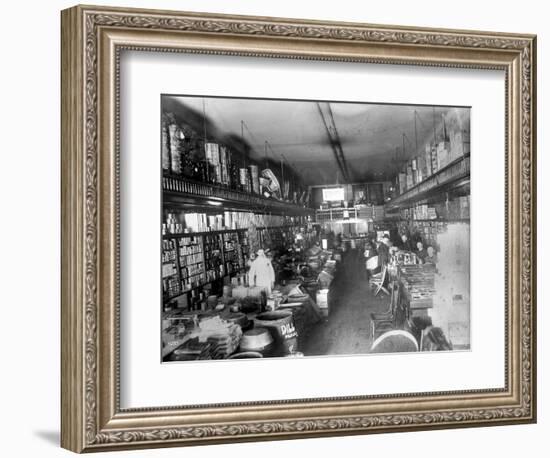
[399,264,435,316]
[395,264,436,317]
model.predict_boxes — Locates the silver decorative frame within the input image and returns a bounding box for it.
[61,4,536,453]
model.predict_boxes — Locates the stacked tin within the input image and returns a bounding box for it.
[249,164,260,194]
[168,124,183,174]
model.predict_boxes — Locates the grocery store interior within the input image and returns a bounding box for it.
[161,95,470,362]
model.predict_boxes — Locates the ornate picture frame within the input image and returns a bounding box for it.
[61,4,536,453]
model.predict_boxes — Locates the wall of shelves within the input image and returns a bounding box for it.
[162,229,249,303]
[222,231,246,276]
[178,235,205,292]
[386,155,470,210]
[161,225,310,305]
[257,225,304,251]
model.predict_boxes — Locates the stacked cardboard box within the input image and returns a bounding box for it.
[415,204,429,220]
[398,128,470,197]
[219,145,230,186]
[373,205,385,221]
[184,213,208,232]
[406,166,413,189]
[425,144,433,177]
[207,214,224,231]
[449,129,471,162]
[398,173,407,194]
[416,167,423,184]
[411,159,419,186]
[427,207,438,220]
[249,164,260,194]
[168,124,183,174]
[430,145,439,174]
[447,199,460,219]
[458,196,470,219]
[205,143,222,184]
[436,141,451,169]
[417,154,426,183]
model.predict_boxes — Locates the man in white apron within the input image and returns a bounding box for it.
[248,249,275,294]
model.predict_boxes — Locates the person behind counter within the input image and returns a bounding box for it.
[246,251,256,268]
[248,248,275,294]
[424,245,438,264]
[415,241,428,263]
[399,233,414,252]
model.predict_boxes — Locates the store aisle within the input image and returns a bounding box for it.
[301,249,390,356]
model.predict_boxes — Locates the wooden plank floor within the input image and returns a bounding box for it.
[301,249,391,356]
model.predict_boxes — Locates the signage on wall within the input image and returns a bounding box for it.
[322,187,345,201]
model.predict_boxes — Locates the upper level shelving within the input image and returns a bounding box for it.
[386,155,470,210]
[163,228,247,240]
[163,174,313,216]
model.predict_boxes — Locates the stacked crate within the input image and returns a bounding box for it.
[373,206,385,221]
[398,172,407,194]
[436,141,451,170]
[400,264,436,305]
[449,129,470,162]
[205,142,222,184]
[219,145,230,186]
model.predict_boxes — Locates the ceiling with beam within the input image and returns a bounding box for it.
[162,95,470,185]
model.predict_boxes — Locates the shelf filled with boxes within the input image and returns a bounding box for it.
[257,225,302,251]
[222,230,247,276]
[396,130,470,197]
[388,155,470,210]
[238,230,249,263]
[162,229,251,304]
[161,110,312,217]
[178,235,205,292]
[408,221,448,248]
[397,194,470,248]
[399,195,470,222]
[163,210,304,236]
[203,233,225,283]
[162,238,181,300]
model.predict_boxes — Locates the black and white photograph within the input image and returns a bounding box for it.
[161,95,471,362]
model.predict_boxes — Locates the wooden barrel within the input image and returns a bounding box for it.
[254,311,298,355]
[228,351,263,359]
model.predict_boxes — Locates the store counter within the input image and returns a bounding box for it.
[162,282,322,361]
[394,264,435,317]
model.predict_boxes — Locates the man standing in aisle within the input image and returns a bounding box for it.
[378,234,391,267]
[248,248,275,294]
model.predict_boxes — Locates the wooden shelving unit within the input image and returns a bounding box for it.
[221,231,247,276]
[163,173,313,216]
[257,225,303,251]
[386,155,470,210]
[161,228,249,303]
[402,218,470,223]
